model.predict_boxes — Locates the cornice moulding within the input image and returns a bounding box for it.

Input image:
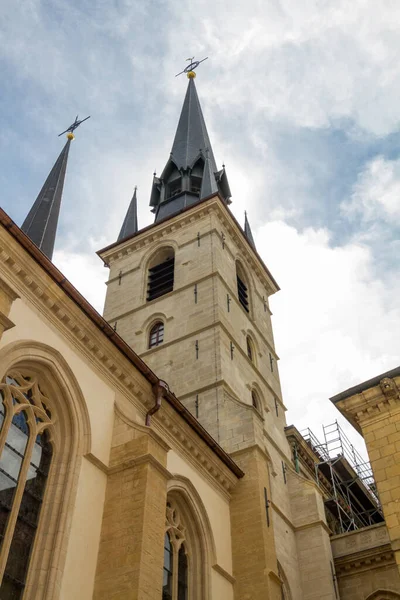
[99,198,279,296]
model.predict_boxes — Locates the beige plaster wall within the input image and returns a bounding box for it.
[60,457,107,599]
[3,298,116,466]
[167,449,234,586]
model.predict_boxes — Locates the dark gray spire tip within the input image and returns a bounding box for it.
[118,187,139,241]
[244,212,256,250]
[21,138,72,260]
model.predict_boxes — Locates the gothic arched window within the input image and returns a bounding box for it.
[147,248,175,302]
[163,502,189,600]
[149,321,164,348]
[0,371,54,599]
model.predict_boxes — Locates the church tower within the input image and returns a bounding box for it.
[99,69,337,599]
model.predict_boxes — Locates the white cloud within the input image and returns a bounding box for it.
[53,246,107,314]
[343,155,400,222]
[256,219,399,447]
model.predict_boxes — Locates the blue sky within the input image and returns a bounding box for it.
[1,0,399,449]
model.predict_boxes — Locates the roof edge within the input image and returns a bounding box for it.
[330,365,400,404]
[99,194,280,292]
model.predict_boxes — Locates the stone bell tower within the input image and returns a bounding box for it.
[98,69,337,600]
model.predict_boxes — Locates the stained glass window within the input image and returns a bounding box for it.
[164,502,189,600]
[0,372,54,598]
[177,545,188,600]
[162,533,173,600]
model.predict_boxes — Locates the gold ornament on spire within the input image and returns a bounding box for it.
[175,56,208,78]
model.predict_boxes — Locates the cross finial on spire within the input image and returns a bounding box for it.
[58,115,91,140]
[175,56,208,78]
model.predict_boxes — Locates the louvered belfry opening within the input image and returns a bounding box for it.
[237,274,249,312]
[147,250,175,302]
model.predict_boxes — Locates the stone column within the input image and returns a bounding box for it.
[332,372,400,577]
[93,433,170,600]
[230,445,281,600]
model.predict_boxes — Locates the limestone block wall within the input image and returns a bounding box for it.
[230,446,282,600]
[100,198,289,462]
[332,373,400,578]
[288,469,337,600]
[331,524,400,599]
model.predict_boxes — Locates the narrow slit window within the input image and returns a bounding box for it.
[237,275,249,312]
[247,337,254,362]
[252,391,260,411]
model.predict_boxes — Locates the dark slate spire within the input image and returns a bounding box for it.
[244,211,256,249]
[21,137,72,260]
[170,76,217,173]
[118,187,138,241]
[150,73,231,222]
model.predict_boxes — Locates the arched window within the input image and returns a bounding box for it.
[149,321,164,348]
[0,371,54,598]
[147,248,175,302]
[246,336,255,363]
[278,561,292,600]
[163,502,188,600]
[251,390,261,412]
[236,262,250,313]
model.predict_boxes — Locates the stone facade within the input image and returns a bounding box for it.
[332,368,400,584]
[99,195,338,599]
[0,183,399,599]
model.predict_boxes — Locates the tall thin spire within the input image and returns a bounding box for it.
[21,137,72,260]
[170,76,217,173]
[118,187,138,241]
[244,211,256,250]
[149,71,231,222]
[21,116,89,260]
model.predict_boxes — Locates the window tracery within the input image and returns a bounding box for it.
[163,502,188,600]
[0,371,54,599]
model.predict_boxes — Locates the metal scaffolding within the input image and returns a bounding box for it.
[301,420,383,534]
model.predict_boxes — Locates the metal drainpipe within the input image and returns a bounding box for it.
[146,380,169,426]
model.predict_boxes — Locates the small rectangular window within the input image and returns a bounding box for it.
[237,275,249,312]
[147,258,174,301]
[168,179,181,199]
[191,176,202,194]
